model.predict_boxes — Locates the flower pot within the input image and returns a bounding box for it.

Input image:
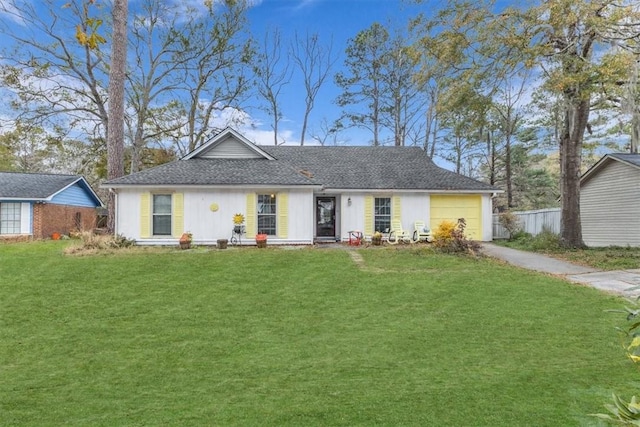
[179,241,191,250]
[217,239,228,249]
[256,233,268,248]
[371,236,383,246]
[51,232,61,240]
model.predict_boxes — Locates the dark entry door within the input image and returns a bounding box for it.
[316,197,336,238]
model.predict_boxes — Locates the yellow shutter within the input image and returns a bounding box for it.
[245,193,256,238]
[364,195,374,235]
[140,192,151,238]
[392,195,401,222]
[277,193,288,238]
[172,193,184,237]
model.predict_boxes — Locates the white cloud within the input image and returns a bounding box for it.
[0,0,27,26]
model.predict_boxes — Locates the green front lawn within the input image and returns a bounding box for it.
[0,242,635,426]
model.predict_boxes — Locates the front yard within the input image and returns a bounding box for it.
[0,242,635,426]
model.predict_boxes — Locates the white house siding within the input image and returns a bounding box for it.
[116,188,314,245]
[481,194,493,241]
[338,192,431,240]
[582,161,640,247]
[399,193,431,232]
[199,136,264,159]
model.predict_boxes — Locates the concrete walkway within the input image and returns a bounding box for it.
[482,243,640,297]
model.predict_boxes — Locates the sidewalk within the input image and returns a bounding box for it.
[482,243,640,297]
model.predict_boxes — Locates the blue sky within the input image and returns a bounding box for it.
[243,0,426,146]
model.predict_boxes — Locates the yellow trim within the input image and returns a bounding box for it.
[364,195,374,235]
[140,192,151,238]
[392,195,401,223]
[277,193,288,238]
[172,193,184,237]
[245,193,256,237]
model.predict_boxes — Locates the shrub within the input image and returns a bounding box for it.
[64,232,135,255]
[498,211,522,240]
[530,228,561,251]
[432,218,481,255]
[592,301,640,425]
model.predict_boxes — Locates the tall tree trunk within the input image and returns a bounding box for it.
[107,0,128,234]
[505,132,512,208]
[487,131,496,186]
[559,95,588,248]
[273,105,279,145]
[631,110,640,153]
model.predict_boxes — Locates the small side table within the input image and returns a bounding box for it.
[348,230,363,246]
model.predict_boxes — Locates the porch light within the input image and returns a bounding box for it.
[348,197,352,206]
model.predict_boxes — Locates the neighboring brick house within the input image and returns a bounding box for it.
[0,172,103,240]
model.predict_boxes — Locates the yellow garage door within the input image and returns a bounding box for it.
[430,195,482,240]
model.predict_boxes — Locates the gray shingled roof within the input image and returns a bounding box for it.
[105,146,497,191]
[608,153,640,168]
[0,172,81,199]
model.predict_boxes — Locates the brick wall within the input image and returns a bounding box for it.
[32,203,98,239]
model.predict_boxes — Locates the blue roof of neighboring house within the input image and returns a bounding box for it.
[0,172,103,207]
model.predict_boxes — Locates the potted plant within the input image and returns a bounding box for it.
[255,232,268,248]
[179,232,192,249]
[371,231,383,246]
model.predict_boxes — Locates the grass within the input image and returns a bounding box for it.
[497,232,640,270]
[0,241,637,426]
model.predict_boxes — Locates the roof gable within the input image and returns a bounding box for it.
[581,153,640,186]
[182,128,275,160]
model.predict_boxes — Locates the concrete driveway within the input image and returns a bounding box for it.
[482,243,640,297]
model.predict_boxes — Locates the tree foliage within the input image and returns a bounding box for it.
[0,0,253,174]
[412,0,640,248]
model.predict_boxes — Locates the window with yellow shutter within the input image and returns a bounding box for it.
[374,197,391,232]
[257,194,277,235]
[152,194,172,236]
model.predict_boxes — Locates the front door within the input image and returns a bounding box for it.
[316,197,336,238]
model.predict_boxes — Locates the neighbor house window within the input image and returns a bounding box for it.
[257,194,277,235]
[374,197,391,232]
[152,194,172,236]
[0,203,21,234]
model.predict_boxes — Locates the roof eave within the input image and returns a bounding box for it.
[102,183,323,190]
[581,153,640,186]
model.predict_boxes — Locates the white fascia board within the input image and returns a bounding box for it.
[322,188,501,194]
[102,184,322,191]
[0,197,44,202]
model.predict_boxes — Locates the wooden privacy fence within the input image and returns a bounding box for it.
[492,208,561,239]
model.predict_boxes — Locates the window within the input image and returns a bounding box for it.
[257,194,276,235]
[152,194,172,236]
[374,197,391,232]
[0,203,21,234]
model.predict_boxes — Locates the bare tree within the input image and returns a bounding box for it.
[290,31,337,146]
[0,0,109,143]
[254,28,291,145]
[310,117,340,146]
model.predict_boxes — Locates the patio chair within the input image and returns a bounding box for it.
[388,220,413,245]
[412,221,434,243]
